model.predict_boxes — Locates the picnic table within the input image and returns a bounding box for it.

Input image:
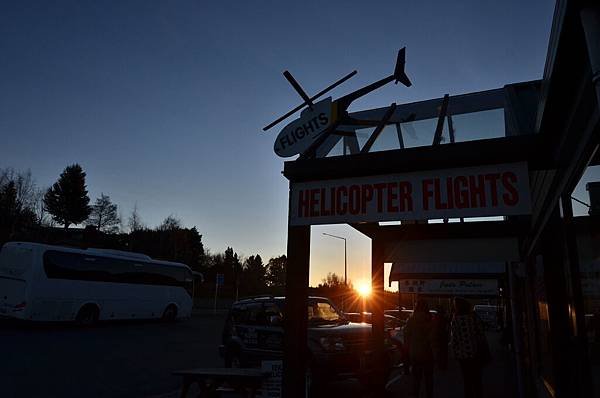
[173,368,269,398]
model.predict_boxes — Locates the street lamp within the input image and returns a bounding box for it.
[322,233,347,311]
[322,233,347,286]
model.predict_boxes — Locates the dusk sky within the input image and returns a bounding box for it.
[1,1,565,286]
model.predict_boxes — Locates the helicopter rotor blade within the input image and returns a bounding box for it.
[310,70,357,104]
[283,71,314,108]
[263,102,308,132]
[262,70,358,131]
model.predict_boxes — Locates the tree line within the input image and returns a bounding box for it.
[0,164,287,298]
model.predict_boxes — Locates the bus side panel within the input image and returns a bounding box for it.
[174,287,193,318]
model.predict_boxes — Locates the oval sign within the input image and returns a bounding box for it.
[274,97,333,157]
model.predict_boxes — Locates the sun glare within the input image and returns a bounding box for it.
[356,281,371,298]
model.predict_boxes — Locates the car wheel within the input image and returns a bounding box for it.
[162,305,178,322]
[76,305,99,326]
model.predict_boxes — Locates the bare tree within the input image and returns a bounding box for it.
[159,214,182,231]
[127,203,144,232]
[0,168,37,211]
[86,193,120,233]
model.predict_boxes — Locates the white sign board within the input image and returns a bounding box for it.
[289,162,531,226]
[399,279,498,296]
[274,97,332,157]
[261,360,282,398]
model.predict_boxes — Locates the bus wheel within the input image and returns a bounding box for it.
[162,305,178,322]
[76,305,99,326]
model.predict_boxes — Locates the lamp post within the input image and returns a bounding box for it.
[322,232,347,310]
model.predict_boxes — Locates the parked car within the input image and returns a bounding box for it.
[220,296,396,390]
[345,311,402,330]
[385,308,438,325]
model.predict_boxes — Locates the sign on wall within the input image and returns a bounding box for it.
[399,279,498,296]
[289,162,531,226]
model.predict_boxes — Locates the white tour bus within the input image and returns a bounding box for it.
[0,242,194,324]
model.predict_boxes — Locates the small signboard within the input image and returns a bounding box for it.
[216,273,225,286]
[274,97,333,158]
[289,162,531,226]
[261,360,282,398]
[399,279,498,296]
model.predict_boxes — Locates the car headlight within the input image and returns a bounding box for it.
[319,336,345,352]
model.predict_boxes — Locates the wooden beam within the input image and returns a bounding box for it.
[371,238,386,396]
[283,134,552,183]
[282,225,310,398]
[348,87,506,124]
[360,103,397,154]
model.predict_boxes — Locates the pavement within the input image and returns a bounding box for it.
[385,331,517,398]
[0,314,225,398]
[0,313,516,398]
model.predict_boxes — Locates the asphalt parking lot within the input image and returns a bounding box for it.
[0,314,514,398]
[0,313,226,398]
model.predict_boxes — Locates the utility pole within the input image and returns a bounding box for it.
[322,232,347,310]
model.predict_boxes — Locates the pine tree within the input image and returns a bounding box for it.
[43,164,91,229]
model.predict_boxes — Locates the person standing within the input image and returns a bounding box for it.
[404,300,435,398]
[450,297,490,398]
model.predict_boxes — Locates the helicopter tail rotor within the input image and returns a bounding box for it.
[393,47,412,87]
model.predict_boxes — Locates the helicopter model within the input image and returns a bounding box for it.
[264,47,412,158]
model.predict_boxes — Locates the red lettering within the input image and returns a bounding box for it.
[309,188,319,217]
[502,172,519,206]
[469,175,486,208]
[319,188,330,216]
[298,189,310,217]
[399,181,413,211]
[349,185,360,215]
[445,177,454,209]
[485,173,501,207]
[422,179,434,210]
[387,183,399,212]
[434,178,447,209]
[336,186,348,215]
[374,183,386,212]
[361,184,374,214]
[329,187,336,215]
[453,176,469,209]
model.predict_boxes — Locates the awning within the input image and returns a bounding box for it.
[389,262,505,282]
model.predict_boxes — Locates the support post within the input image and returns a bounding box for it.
[282,225,310,398]
[561,195,592,397]
[540,206,573,397]
[371,238,386,396]
[581,5,600,108]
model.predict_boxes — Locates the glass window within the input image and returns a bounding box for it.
[43,250,189,290]
[244,302,266,325]
[307,300,342,323]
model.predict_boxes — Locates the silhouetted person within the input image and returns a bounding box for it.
[404,299,434,398]
[450,297,489,398]
[432,306,449,370]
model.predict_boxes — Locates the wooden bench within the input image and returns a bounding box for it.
[173,368,268,398]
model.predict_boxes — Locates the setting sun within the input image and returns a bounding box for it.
[356,281,372,298]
